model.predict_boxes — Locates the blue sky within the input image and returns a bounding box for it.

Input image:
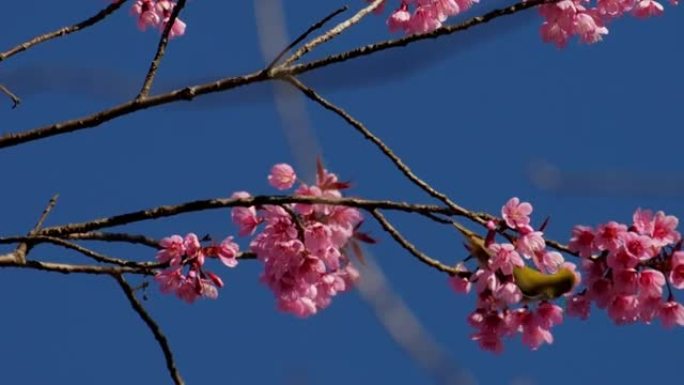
[1,1,683,384]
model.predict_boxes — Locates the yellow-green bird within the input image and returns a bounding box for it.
[453,221,576,300]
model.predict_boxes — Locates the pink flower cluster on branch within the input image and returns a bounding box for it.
[373,0,677,47]
[126,0,186,37]
[451,197,684,353]
[567,209,684,328]
[234,162,370,317]
[155,233,239,303]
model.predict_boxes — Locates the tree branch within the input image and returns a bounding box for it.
[0,0,548,150]
[0,0,129,62]
[114,274,185,385]
[136,0,188,99]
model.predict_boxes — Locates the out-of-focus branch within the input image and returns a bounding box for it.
[136,0,188,99]
[114,274,185,385]
[0,0,129,62]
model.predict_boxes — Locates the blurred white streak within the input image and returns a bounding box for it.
[254,2,475,384]
[254,0,319,182]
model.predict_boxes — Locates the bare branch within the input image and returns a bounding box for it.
[280,0,384,67]
[0,194,59,264]
[114,274,185,385]
[0,259,154,275]
[283,76,482,225]
[267,5,348,70]
[64,231,161,249]
[0,84,21,108]
[35,195,462,237]
[371,209,466,277]
[0,0,129,62]
[136,0,188,99]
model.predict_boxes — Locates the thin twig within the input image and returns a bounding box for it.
[0,0,548,150]
[136,0,188,99]
[0,259,154,275]
[267,5,348,70]
[371,209,466,277]
[64,231,160,249]
[36,195,461,237]
[0,194,59,264]
[280,0,384,67]
[114,274,185,385]
[0,0,129,62]
[0,84,21,108]
[0,235,161,269]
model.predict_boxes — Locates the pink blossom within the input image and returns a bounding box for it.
[670,251,684,289]
[596,0,637,17]
[494,282,523,305]
[537,301,564,329]
[155,268,184,294]
[633,208,654,234]
[520,312,554,350]
[183,233,203,264]
[613,268,639,295]
[516,225,546,257]
[231,191,259,236]
[538,251,565,274]
[568,225,595,258]
[130,0,186,38]
[156,234,185,266]
[449,275,471,294]
[488,243,524,275]
[606,246,639,270]
[501,197,533,229]
[621,232,654,261]
[217,236,239,268]
[566,294,590,320]
[594,221,628,252]
[660,301,684,328]
[651,211,680,247]
[633,0,665,17]
[268,163,297,190]
[589,277,613,308]
[638,268,665,298]
[607,294,639,324]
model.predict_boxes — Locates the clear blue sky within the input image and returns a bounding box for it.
[1,1,683,384]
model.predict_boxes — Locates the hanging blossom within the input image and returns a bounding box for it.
[371,0,677,46]
[566,208,684,327]
[231,161,373,318]
[125,0,187,38]
[155,233,240,303]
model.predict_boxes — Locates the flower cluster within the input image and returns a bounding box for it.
[379,0,479,34]
[372,0,677,47]
[450,197,580,353]
[127,0,186,38]
[566,209,684,328]
[155,233,239,303]
[231,162,370,317]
